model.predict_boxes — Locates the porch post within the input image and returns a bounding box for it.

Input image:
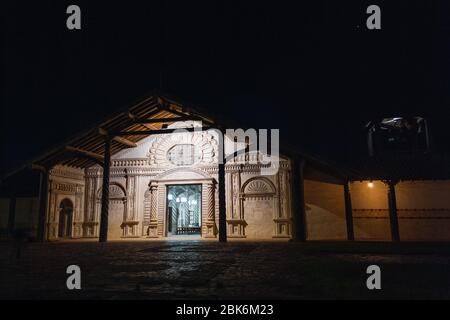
[37,169,49,242]
[218,161,227,242]
[99,137,111,242]
[7,192,16,237]
[291,156,306,241]
[218,128,227,242]
[344,181,354,241]
[387,181,400,241]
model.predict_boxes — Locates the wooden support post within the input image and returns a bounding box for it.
[387,181,400,241]
[7,193,16,236]
[291,157,306,241]
[99,138,111,242]
[218,129,227,242]
[36,169,49,242]
[344,181,354,241]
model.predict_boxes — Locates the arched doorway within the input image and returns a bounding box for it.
[58,198,74,238]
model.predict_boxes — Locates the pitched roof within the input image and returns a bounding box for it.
[2,90,355,183]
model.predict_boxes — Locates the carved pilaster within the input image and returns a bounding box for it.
[226,172,233,219]
[126,175,136,221]
[227,169,246,238]
[73,185,84,238]
[122,174,139,237]
[146,183,159,237]
[46,186,58,241]
[232,171,241,219]
[273,169,291,238]
[156,185,166,237]
[203,182,216,238]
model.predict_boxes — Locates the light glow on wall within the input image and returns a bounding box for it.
[368,181,374,188]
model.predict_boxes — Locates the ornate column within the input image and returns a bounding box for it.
[227,169,246,238]
[156,184,166,237]
[83,175,99,238]
[72,185,84,238]
[273,168,291,238]
[123,174,139,237]
[218,164,227,242]
[46,181,58,240]
[147,183,159,238]
[203,181,216,238]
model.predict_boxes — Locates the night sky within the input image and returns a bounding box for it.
[2,0,450,175]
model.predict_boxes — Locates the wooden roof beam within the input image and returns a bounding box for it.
[132,116,204,124]
[127,112,137,120]
[158,101,215,124]
[115,126,212,136]
[128,111,161,130]
[65,146,104,162]
[98,128,138,147]
[112,135,137,147]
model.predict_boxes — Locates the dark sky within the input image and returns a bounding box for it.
[2,0,450,174]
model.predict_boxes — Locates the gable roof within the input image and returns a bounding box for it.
[2,90,356,184]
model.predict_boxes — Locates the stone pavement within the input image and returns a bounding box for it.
[1,240,450,299]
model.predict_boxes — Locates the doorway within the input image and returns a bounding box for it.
[58,198,73,238]
[166,184,202,236]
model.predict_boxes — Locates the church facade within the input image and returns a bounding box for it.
[45,122,293,241]
[2,93,450,242]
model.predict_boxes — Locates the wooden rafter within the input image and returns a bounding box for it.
[65,146,104,161]
[98,128,138,147]
[114,126,213,136]
[158,100,215,124]
[132,116,203,124]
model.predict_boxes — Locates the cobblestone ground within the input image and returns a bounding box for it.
[1,240,450,299]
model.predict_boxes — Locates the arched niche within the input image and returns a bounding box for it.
[241,177,276,196]
[240,177,279,239]
[95,182,128,239]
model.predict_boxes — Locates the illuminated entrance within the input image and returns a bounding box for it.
[58,198,73,238]
[166,184,202,235]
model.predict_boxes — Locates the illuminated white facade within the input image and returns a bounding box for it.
[45,122,292,240]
